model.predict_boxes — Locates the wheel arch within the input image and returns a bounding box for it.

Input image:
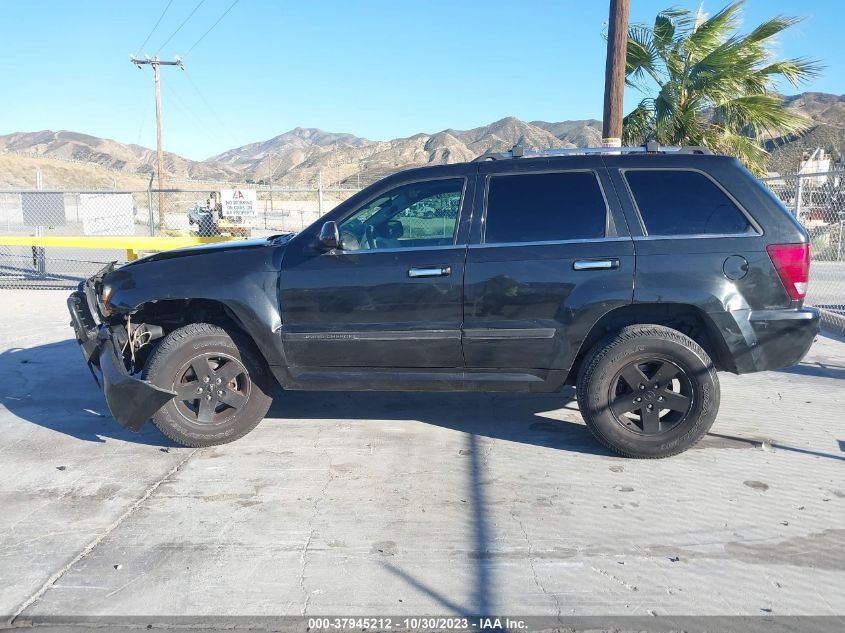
[569,302,736,381]
[124,297,285,371]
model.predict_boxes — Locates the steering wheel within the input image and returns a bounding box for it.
[364,224,376,250]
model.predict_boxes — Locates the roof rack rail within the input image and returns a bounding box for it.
[473,141,713,161]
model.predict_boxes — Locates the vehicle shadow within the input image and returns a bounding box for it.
[0,338,179,447]
[265,388,613,457]
[0,337,609,455]
[776,361,845,380]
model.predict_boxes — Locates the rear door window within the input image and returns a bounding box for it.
[484,171,607,244]
[624,170,753,236]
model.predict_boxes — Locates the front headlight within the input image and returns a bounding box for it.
[100,284,113,316]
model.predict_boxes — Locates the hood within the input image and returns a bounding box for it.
[123,234,294,266]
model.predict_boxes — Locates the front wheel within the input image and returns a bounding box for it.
[143,323,273,447]
[576,325,720,458]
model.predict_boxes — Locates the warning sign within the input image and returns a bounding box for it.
[220,189,256,217]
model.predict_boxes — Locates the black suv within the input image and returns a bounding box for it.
[68,145,819,458]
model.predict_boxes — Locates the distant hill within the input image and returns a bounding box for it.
[1,92,842,189]
[530,119,603,147]
[207,117,577,186]
[0,130,241,184]
[766,93,845,173]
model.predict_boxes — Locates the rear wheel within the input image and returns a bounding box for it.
[143,323,273,447]
[576,325,720,458]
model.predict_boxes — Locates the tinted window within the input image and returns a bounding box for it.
[484,172,607,244]
[338,178,463,251]
[625,170,752,236]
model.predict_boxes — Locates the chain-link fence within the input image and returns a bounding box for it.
[761,170,845,328]
[0,183,363,288]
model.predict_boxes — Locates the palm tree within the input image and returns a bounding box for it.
[623,1,820,175]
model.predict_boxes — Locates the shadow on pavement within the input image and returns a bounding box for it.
[777,362,845,380]
[0,339,178,447]
[707,432,845,462]
[2,337,608,456]
[267,388,611,457]
[380,433,495,617]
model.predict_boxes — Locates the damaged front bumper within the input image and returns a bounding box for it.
[67,285,175,432]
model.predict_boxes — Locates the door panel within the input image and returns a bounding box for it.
[463,240,634,369]
[278,171,475,369]
[463,158,634,371]
[280,246,466,368]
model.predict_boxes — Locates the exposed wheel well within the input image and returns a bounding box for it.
[118,299,254,372]
[569,303,734,381]
[129,299,242,333]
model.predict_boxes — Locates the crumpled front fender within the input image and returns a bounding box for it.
[98,334,176,432]
[68,288,176,432]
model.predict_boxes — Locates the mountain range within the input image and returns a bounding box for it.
[1,92,843,188]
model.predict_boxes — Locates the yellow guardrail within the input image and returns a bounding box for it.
[0,235,241,261]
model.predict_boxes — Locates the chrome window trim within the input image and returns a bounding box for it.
[481,168,611,245]
[620,167,764,237]
[327,244,463,255]
[469,236,630,249]
[632,233,760,241]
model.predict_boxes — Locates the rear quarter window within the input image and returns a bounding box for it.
[624,169,753,236]
[484,171,607,244]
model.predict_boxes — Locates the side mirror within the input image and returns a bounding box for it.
[318,221,340,250]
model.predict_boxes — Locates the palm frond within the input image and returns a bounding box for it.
[743,15,802,45]
[755,58,822,88]
[707,128,770,175]
[685,1,743,59]
[626,24,663,90]
[622,100,656,145]
[619,1,818,174]
[653,14,676,51]
[713,95,813,137]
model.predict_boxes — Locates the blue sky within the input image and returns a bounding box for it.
[0,0,842,160]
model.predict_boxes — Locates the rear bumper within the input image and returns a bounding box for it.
[67,289,175,431]
[711,307,820,374]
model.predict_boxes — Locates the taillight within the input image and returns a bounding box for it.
[766,243,810,301]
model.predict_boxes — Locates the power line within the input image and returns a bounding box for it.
[183,0,240,59]
[135,0,174,54]
[155,0,206,55]
[182,68,238,145]
[135,82,152,146]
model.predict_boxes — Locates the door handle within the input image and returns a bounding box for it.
[573,258,620,271]
[408,265,451,278]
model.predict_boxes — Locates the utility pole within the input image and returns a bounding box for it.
[602,0,629,148]
[130,55,183,230]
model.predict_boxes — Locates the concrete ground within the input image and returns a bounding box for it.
[1,290,844,628]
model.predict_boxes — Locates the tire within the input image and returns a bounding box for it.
[576,325,720,458]
[142,322,273,447]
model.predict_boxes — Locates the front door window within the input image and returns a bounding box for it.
[338,178,464,251]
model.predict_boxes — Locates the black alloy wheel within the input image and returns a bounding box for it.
[576,325,720,458]
[608,358,694,435]
[172,353,250,425]
[143,322,273,447]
